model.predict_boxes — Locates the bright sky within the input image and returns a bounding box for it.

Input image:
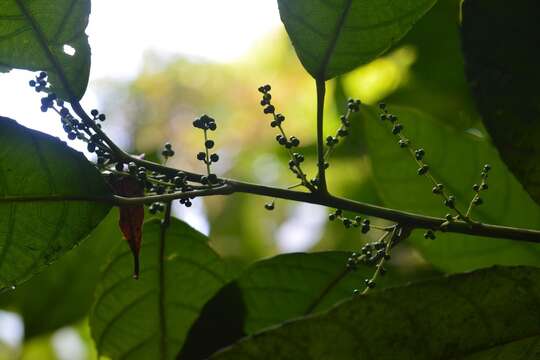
[0,0,282,146]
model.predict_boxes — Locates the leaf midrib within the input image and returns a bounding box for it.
[317,0,353,80]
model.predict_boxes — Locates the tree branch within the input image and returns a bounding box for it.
[3,177,539,242]
[60,99,540,244]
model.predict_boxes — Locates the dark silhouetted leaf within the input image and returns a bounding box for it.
[461,0,540,205]
[213,266,540,359]
[179,251,410,359]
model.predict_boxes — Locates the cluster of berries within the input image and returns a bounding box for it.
[29,72,201,210]
[29,72,111,160]
[193,115,220,186]
[259,85,301,150]
[28,71,48,93]
[258,84,314,191]
[347,233,394,294]
[325,98,358,148]
[328,209,371,233]
[471,164,491,207]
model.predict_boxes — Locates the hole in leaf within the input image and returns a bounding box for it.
[63,44,76,56]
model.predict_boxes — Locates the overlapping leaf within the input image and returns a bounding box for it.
[0,210,120,338]
[213,266,540,359]
[0,117,112,290]
[0,0,91,100]
[277,0,437,80]
[90,218,232,360]
[461,0,540,205]
[180,251,409,359]
[359,106,540,272]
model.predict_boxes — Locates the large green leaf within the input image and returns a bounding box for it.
[461,0,540,205]
[0,0,91,100]
[0,117,111,290]
[381,0,480,130]
[212,266,540,359]
[180,251,422,359]
[277,0,437,80]
[90,217,232,360]
[359,106,540,272]
[0,210,120,338]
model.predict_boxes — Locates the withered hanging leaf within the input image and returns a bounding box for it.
[110,176,144,279]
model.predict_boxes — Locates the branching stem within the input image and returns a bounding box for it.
[61,99,540,244]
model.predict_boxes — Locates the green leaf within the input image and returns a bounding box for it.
[358,106,540,272]
[0,0,91,100]
[0,210,120,338]
[0,117,111,290]
[461,0,540,205]
[212,266,540,359]
[277,0,437,80]
[90,217,231,360]
[379,0,481,130]
[180,251,410,359]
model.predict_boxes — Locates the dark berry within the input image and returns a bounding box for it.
[290,137,300,147]
[365,279,375,289]
[197,152,206,161]
[210,153,219,162]
[265,202,275,211]
[473,197,483,206]
[417,164,429,175]
[205,140,215,149]
[391,124,403,135]
[207,173,218,184]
